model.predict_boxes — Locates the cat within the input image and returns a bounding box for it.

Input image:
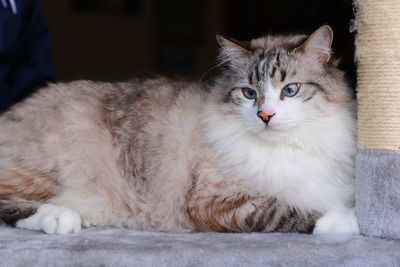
[0,25,358,235]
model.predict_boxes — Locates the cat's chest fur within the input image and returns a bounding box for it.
[201,109,356,213]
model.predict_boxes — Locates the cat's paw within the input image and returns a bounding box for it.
[16,204,81,234]
[313,209,359,235]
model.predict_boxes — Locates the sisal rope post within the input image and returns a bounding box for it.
[355,0,400,150]
[355,0,400,239]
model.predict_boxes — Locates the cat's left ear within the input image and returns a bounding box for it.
[216,34,251,66]
[295,25,333,64]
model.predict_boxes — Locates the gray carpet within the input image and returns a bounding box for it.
[0,225,399,267]
[356,149,400,240]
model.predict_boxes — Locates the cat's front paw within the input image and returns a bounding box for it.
[313,209,359,235]
[16,204,81,234]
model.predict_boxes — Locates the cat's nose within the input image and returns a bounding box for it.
[257,111,276,124]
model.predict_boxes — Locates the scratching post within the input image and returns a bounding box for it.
[355,0,400,239]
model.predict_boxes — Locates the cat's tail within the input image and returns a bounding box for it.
[0,197,39,226]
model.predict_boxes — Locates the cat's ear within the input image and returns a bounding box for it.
[216,34,251,66]
[295,25,333,64]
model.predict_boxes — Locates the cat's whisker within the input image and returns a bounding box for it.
[207,127,252,163]
[199,62,224,84]
[199,128,251,171]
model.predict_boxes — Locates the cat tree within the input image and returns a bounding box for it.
[355,0,400,239]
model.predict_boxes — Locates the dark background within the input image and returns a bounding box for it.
[42,0,355,85]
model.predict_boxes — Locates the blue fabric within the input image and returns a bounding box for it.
[0,0,54,112]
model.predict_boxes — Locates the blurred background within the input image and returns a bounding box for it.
[0,0,356,112]
[42,0,355,82]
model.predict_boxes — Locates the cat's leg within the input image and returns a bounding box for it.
[186,188,319,233]
[0,158,133,234]
[312,208,359,235]
[16,203,81,234]
[0,170,81,234]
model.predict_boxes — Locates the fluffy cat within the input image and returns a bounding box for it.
[0,25,358,235]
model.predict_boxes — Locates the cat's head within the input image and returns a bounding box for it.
[210,26,353,144]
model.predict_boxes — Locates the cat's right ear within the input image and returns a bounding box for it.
[294,25,333,64]
[216,34,251,66]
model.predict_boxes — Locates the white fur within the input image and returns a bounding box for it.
[313,208,360,235]
[203,82,356,217]
[16,204,81,234]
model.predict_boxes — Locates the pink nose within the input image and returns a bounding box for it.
[257,111,276,124]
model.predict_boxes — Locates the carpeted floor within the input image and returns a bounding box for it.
[0,225,399,267]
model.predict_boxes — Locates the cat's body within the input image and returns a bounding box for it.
[0,26,358,234]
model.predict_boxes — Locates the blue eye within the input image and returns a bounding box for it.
[242,88,257,100]
[281,83,301,98]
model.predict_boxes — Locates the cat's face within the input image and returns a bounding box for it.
[213,26,352,143]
